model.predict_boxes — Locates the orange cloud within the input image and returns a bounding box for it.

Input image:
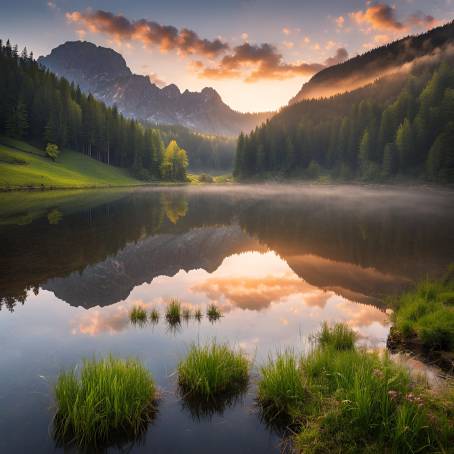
[351,3,438,33]
[194,43,348,82]
[191,273,316,311]
[66,9,229,58]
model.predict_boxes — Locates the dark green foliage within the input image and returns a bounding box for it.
[158,124,235,172]
[0,40,188,181]
[235,57,454,182]
[45,143,59,161]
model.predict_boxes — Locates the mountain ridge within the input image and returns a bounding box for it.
[290,21,454,104]
[38,41,272,136]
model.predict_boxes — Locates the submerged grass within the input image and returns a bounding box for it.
[182,307,192,321]
[149,308,160,323]
[257,323,454,453]
[390,268,454,351]
[165,299,182,325]
[206,304,222,322]
[178,342,249,401]
[130,306,147,325]
[194,308,203,321]
[54,356,157,448]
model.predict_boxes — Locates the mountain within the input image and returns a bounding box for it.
[290,21,454,104]
[38,41,271,136]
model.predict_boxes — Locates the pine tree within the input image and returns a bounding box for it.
[395,119,414,170]
[5,100,28,138]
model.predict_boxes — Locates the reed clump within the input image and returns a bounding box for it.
[54,356,157,448]
[129,306,147,325]
[165,299,182,325]
[206,304,222,322]
[178,342,248,401]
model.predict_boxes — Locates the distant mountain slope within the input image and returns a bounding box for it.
[38,41,271,136]
[290,21,454,104]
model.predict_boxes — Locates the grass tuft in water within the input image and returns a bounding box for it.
[206,304,222,322]
[54,356,157,448]
[149,308,159,323]
[130,306,147,325]
[317,322,357,350]
[182,307,192,321]
[165,299,182,325]
[194,308,203,321]
[178,341,249,401]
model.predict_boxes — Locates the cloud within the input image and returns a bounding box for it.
[66,9,350,83]
[351,2,439,33]
[66,9,229,58]
[191,273,315,311]
[194,43,348,82]
[324,47,349,66]
[335,16,345,29]
[406,11,439,29]
[148,72,166,87]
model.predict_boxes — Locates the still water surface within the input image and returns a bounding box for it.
[0,185,453,453]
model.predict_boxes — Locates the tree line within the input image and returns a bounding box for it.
[0,39,188,181]
[235,58,454,182]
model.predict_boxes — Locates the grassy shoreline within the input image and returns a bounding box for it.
[387,267,454,372]
[258,324,454,453]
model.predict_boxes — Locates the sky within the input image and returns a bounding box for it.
[1,1,453,112]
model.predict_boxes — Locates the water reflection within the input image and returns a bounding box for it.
[67,251,389,350]
[1,186,453,453]
[1,185,453,313]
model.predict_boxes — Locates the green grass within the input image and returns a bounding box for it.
[257,351,306,421]
[54,356,157,448]
[129,306,147,325]
[165,299,182,325]
[149,308,160,323]
[317,321,357,350]
[207,304,222,322]
[0,138,139,190]
[391,269,454,350]
[178,342,249,401]
[194,308,203,321]
[256,323,454,453]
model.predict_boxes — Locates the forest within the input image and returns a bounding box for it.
[235,57,454,182]
[0,39,189,181]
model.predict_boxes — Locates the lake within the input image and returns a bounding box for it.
[0,184,453,453]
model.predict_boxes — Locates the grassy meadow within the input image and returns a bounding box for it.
[0,138,140,190]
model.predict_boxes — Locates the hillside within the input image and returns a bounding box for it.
[235,50,454,182]
[0,138,139,190]
[38,41,272,136]
[290,21,454,104]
